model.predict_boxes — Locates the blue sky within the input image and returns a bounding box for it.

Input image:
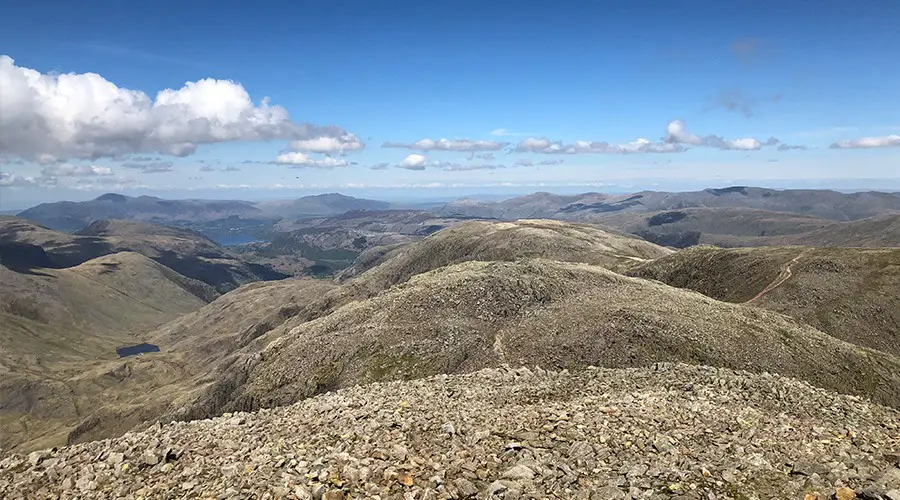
[1,0,898,206]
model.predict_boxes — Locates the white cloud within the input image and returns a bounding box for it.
[515,137,561,153]
[514,121,776,155]
[0,172,37,187]
[121,160,175,173]
[398,154,428,170]
[665,121,768,151]
[40,164,114,177]
[830,134,900,149]
[0,55,358,161]
[665,120,703,145]
[384,138,508,152]
[289,134,365,154]
[274,152,349,168]
[516,136,683,154]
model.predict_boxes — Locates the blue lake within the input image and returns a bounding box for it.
[116,343,160,357]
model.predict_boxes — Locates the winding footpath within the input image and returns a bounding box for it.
[746,251,807,304]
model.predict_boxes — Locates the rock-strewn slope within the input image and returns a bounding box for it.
[630,246,900,356]
[3,364,900,500]
[336,219,672,291]
[169,259,900,423]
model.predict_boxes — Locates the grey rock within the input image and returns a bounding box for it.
[454,477,478,498]
[502,464,535,480]
[594,486,626,499]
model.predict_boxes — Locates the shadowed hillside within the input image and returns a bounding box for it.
[0,252,217,451]
[58,277,339,447]
[630,246,900,356]
[0,217,286,292]
[439,187,900,222]
[593,209,900,248]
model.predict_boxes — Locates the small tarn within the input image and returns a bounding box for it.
[116,343,160,357]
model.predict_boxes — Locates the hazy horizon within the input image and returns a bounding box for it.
[3,178,900,212]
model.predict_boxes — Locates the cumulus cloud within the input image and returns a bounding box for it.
[289,134,365,154]
[383,138,508,152]
[398,154,428,170]
[121,160,175,173]
[539,159,565,166]
[274,152,349,168]
[369,162,390,170]
[199,165,216,172]
[830,135,900,149]
[0,172,38,187]
[516,137,683,154]
[514,159,534,167]
[222,166,241,172]
[515,121,774,155]
[0,55,359,161]
[665,120,767,151]
[40,164,114,177]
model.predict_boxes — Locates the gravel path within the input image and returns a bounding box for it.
[746,252,808,304]
[3,363,900,499]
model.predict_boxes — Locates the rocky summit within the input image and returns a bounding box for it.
[3,363,900,500]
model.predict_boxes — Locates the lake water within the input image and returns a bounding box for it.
[116,343,160,357]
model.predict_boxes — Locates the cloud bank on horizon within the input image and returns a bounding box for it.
[0,0,898,202]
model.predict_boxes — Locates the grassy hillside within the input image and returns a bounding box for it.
[441,187,900,221]
[630,246,900,356]
[167,259,900,424]
[587,209,900,248]
[0,252,217,452]
[6,217,900,457]
[52,277,339,448]
[336,219,672,290]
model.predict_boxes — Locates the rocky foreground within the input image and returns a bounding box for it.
[2,363,900,500]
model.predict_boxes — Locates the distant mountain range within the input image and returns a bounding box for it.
[15,192,394,233]
[17,186,900,232]
[437,186,900,221]
[16,193,263,233]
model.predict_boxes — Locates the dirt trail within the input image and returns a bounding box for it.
[746,252,806,304]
